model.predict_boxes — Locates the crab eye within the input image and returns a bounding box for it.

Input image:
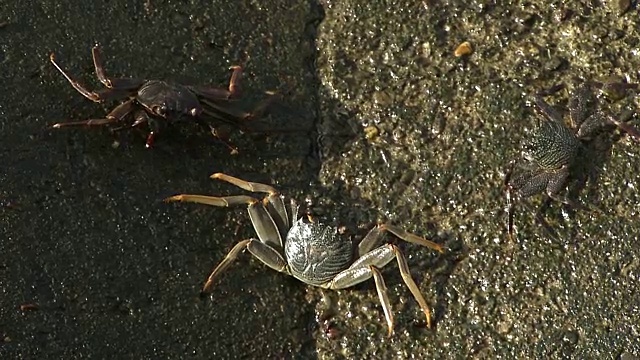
[189,107,199,116]
[153,105,167,116]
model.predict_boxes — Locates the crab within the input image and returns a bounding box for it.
[50,45,272,148]
[165,173,444,336]
[505,80,640,238]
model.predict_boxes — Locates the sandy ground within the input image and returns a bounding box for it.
[1,1,639,359]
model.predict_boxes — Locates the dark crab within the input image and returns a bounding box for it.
[505,80,640,238]
[50,45,270,148]
[165,173,444,336]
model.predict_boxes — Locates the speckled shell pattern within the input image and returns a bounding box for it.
[284,218,353,286]
[525,119,581,169]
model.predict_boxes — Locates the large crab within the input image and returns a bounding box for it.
[50,45,271,148]
[165,173,444,335]
[505,80,640,238]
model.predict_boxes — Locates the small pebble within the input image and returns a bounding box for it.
[454,41,473,57]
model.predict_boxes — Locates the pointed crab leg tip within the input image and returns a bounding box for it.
[202,282,214,293]
[229,65,241,70]
[209,173,224,179]
[164,195,183,202]
[51,124,62,128]
[49,53,56,61]
[199,286,214,297]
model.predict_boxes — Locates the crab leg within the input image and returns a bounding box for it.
[370,266,393,336]
[200,100,252,121]
[51,46,145,103]
[532,198,561,241]
[201,238,287,293]
[243,91,278,121]
[194,118,239,154]
[504,161,518,240]
[211,173,277,194]
[165,194,258,207]
[210,173,289,231]
[51,118,112,127]
[606,114,640,142]
[590,80,639,95]
[91,45,111,88]
[196,62,278,125]
[202,239,250,293]
[50,53,127,103]
[200,91,279,124]
[89,45,147,90]
[381,224,443,253]
[197,73,278,122]
[52,98,135,128]
[105,110,158,148]
[165,192,284,250]
[326,243,433,332]
[50,53,103,102]
[533,95,564,123]
[228,65,242,96]
[194,66,250,121]
[191,65,243,100]
[357,223,444,256]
